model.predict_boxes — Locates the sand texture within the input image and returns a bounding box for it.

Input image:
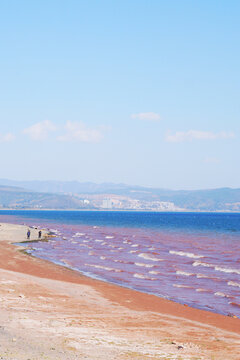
[0,222,239,359]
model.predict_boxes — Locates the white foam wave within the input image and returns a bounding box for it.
[193,261,240,275]
[100,256,106,260]
[193,261,213,268]
[196,273,209,278]
[95,239,103,242]
[214,292,229,298]
[196,288,209,292]
[133,273,156,280]
[138,253,163,262]
[176,270,194,276]
[73,232,85,237]
[105,236,114,239]
[113,259,130,264]
[173,284,192,288]
[135,262,154,268]
[170,250,203,259]
[228,281,240,288]
[149,271,160,275]
[214,265,240,275]
[131,244,139,247]
[129,250,138,254]
[85,264,121,272]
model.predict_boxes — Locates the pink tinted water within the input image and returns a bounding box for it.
[24,223,240,317]
[1,215,240,317]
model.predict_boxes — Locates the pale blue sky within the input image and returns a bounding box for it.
[0,0,239,189]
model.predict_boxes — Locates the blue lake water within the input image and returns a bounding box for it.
[0,210,240,317]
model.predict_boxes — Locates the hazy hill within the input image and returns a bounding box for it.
[0,180,239,211]
[0,185,92,209]
[0,179,143,194]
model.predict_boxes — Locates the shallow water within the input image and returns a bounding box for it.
[1,210,240,317]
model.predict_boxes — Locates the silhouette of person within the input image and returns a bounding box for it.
[38,230,42,239]
[27,229,31,239]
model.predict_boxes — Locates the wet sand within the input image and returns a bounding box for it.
[0,222,239,359]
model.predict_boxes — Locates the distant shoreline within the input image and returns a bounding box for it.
[1,182,240,212]
[0,208,240,213]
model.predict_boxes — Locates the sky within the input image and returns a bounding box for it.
[0,0,239,189]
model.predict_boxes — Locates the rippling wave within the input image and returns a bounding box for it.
[1,210,240,318]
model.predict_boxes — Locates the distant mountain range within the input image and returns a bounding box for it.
[0,179,137,194]
[0,185,85,210]
[0,179,239,212]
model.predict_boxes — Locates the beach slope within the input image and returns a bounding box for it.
[0,222,239,359]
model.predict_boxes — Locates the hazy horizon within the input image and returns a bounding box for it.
[0,177,239,192]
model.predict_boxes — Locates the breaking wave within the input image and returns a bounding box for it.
[196,273,209,278]
[133,273,156,280]
[135,262,154,268]
[214,292,229,298]
[170,250,203,259]
[228,281,240,288]
[138,253,163,262]
[85,264,122,272]
[73,232,85,237]
[196,288,211,292]
[176,270,194,276]
[193,261,240,275]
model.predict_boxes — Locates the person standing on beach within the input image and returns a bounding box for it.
[38,230,42,239]
[27,229,31,239]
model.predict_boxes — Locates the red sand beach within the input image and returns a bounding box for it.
[0,222,239,359]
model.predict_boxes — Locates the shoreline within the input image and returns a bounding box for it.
[0,222,239,359]
[1,208,240,213]
[19,243,239,321]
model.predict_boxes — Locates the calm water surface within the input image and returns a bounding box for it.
[0,210,239,317]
